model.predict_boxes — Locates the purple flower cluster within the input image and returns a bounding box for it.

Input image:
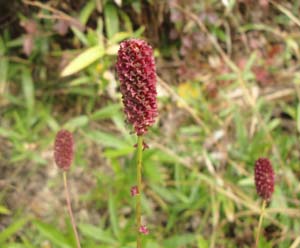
[116,39,158,136]
[254,158,275,201]
[54,130,74,170]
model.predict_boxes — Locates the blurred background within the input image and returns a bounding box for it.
[1,0,300,247]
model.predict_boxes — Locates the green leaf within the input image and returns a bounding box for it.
[132,1,141,14]
[104,147,135,158]
[67,87,95,96]
[22,69,35,113]
[297,102,300,132]
[0,205,11,215]
[151,184,177,203]
[133,26,145,38]
[108,32,132,44]
[108,193,120,239]
[6,37,23,48]
[0,39,8,86]
[0,36,5,54]
[71,27,88,46]
[258,235,272,248]
[163,234,195,247]
[68,76,91,86]
[222,196,235,222]
[104,3,119,39]
[5,244,25,248]
[271,187,287,209]
[79,0,96,25]
[238,177,253,186]
[244,52,257,73]
[33,220,72,248]
[61,46,105,77]
[84,130,130,148]
[79,223,117,244]
[197,235,209,248]
[119,11,133,32]
[90,104,121,120]
[64,115,89,130]
[267,118,280,131]
[0,218,28,243]
[145,241,160,248]
[211,26,227,42]
[0,127,21,139]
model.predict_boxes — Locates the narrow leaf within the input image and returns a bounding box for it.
[33,220,72,248]
[0,218,28,243]
[85,130,130,148]
[61,46,104,77]
[79,223,117,244]
[22,69,35,112]
[64,115,89,130]
[0,205,11,215]
[79,0,96,25]
[297,102,300,132]
[108,193,120,239]
[90,104,121,120]
[104,3,119,39]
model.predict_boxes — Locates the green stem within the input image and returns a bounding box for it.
[255,200,267,248]
[63,172,81,248]
[136,135,143,248]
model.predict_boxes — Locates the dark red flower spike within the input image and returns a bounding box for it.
[254,158,275,201]
[54,130,74,170]
[116,39,158,136]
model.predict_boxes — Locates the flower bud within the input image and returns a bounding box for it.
[116,39,158,136]
[130,185,139,196]
[139,225,149,235]
[54,130,74,170]
[254,158,275,201]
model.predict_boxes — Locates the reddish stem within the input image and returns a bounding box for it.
[63,172,81,248]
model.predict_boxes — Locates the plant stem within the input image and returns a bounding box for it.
[255,200,267,248]
[63,171,81,248]
[136,135,143,248]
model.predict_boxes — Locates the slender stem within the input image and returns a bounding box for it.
[255,200,267,248]
[63,171,81,248]
[136,135,143,248]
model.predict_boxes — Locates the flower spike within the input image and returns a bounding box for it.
[116,39,158,136]
[254,158,275,201]
[54,129,74,170]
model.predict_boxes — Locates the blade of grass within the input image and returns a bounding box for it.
[0,218,28,244]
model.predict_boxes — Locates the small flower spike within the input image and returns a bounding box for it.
[54,130,74,170]
[116,39,158,136]
[254,158,275,201]
[130,185,139,196]
[139,225,149,235]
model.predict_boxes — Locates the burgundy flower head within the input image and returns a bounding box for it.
[254,158,275,201]
[116,39,158,136]
[54,130,74,170]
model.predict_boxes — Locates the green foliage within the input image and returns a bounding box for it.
[33,220,74,248]
[0,218,28,244]
[61,46,106,77]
